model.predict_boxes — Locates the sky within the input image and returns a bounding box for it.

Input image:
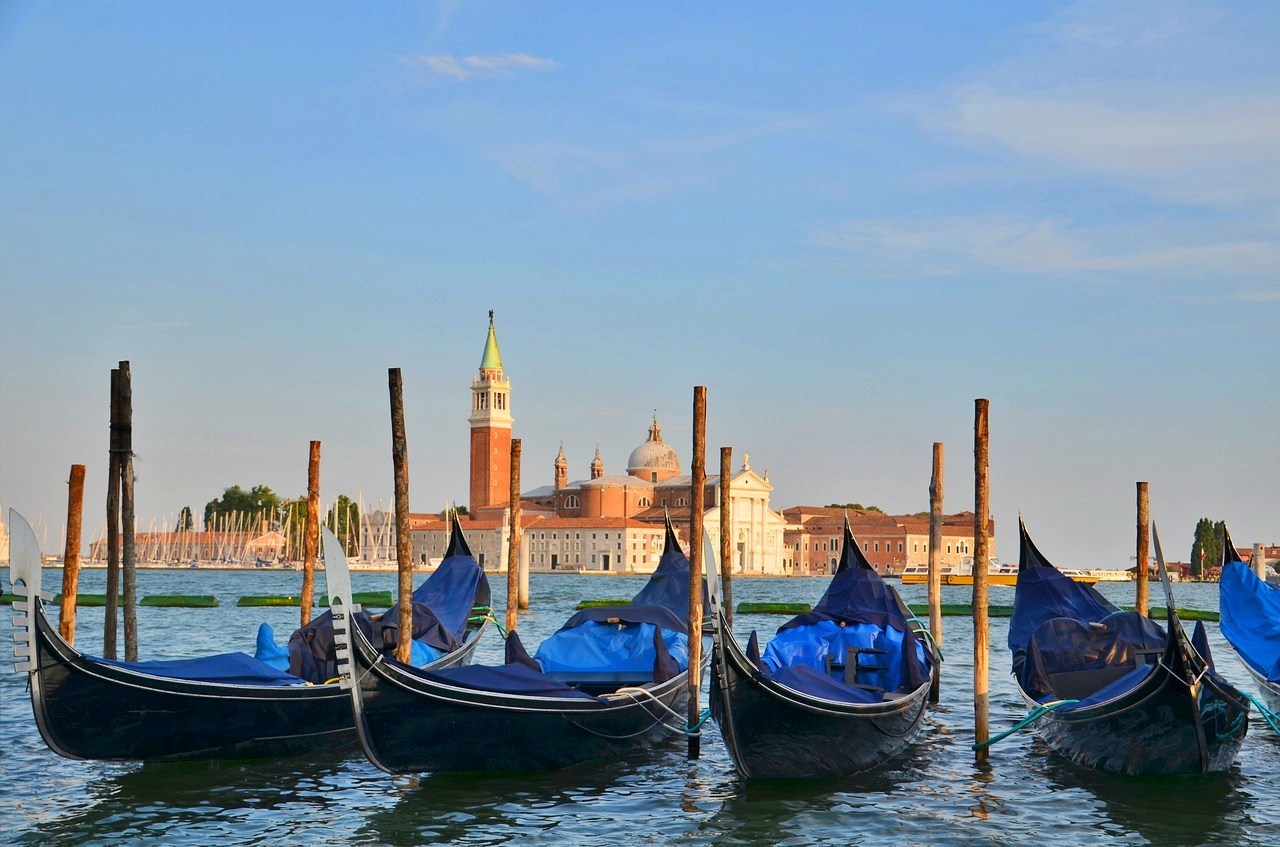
[0,1,1276,567]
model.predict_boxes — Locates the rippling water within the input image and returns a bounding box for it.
[2,569,1277,846]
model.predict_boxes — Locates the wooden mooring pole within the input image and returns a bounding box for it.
[389,368,413,664]
[720,446,732,627]
[1136,482,1150,617]
[506,438,522,632]
[928,442,944,704]
[300,440,321,626]
[688,386,707,759]
[973,399,990,761]
[104,367,121,659]
[119,360,138,662]
[58,464,87,645]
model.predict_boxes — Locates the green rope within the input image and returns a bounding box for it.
[685,708,711,734]
[972,699,1079,750]
[905,616,943,661]
[1243,692,1280,736]
[467,612,507,639]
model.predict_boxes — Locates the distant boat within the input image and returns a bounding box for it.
[901,557,1098,586]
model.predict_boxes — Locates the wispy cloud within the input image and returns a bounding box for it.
[401,52,559,82]
[814,215,1280,285]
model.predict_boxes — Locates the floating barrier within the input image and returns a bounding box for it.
[2,593,114,606]
[237,595,302,607]
[140,595,219,608]
[319,591,394,608]
[575,598,632,610]
[736,602,811,615]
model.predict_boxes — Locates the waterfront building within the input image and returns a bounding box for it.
[87,529,287,564]
[0,514,8,563]
[781,506,996,575]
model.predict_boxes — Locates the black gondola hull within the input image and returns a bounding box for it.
[27,603,480,762]
[346,621,694,774]
[1020,664,1248,776]
[711,618,930,779]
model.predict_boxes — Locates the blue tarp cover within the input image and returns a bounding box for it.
[629,522,706,619]
[757,526,932,701]
[535,620,689,673]
[769,663,882,704]
[1011,521,1168,709]
[254,622,291,671]
[1220,559,1280,681]
[93,651,306,686]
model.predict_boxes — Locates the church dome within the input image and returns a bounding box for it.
[627,416,680,475]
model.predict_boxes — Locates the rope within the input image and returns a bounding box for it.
[613,686,711,735]
[971,699,1079,750]
[1243,692,1280,736]
[467,613,507,639]
[905,616,943,661]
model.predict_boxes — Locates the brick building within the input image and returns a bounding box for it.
[781,506,995,576]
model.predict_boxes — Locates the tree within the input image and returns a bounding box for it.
[325,494,361,556]
[203,484,282,529]
[175,507,194,532]
[1189,518,1226,578]
[825,502,884,513]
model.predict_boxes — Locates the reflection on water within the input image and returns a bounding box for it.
[2,571,1279,846]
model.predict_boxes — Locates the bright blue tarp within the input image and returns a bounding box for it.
[1220,559,1280,681]
[756,527,932,701]
[93,651,306,686]
[254,622,291,671]
[535,620,688,673]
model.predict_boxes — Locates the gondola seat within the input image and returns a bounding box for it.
[1020,612,1165,702]
[532,605,690,689]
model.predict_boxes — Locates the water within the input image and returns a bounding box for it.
[3,570,1278,846]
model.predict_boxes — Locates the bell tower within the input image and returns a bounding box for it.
[554,443,568,491]
[469,311,513,514]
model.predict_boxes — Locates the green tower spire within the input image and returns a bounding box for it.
[480,309,503,371]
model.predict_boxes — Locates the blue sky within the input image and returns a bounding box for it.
[1,1,1276,566]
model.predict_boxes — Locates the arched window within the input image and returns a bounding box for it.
[675,497,688,507]
[564,495,580,509]
[638,497,651,507]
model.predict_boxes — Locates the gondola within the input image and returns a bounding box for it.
[1218,525,1280,712]
[328,515,710,773]
[8,508,488,761]
[1009,517,1248,775]
[709,520,936,778]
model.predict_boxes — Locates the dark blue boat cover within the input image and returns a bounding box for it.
[756,525,932,701]
[93,652,306,686]
[1011,519,1167,707]
[628,519,706,619]
[287,517,489,683]
[1220,558,1280,681]
[417,662,597,700]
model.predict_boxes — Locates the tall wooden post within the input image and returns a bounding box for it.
[928,442,944,703]
[973,399,990,760]
[300,441,321,626]
[688,386,707,759]
[104,367,121,659]
[119,361,138,662]
[389,368,413,664]
[59,464,87,644]
[1254,543,1267,581]
[719,446,733,627]
[1135,481,1150,617]
[506,438,523,632]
